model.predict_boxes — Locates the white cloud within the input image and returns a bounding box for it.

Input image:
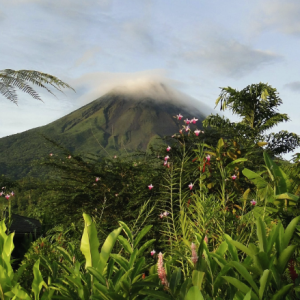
[253,0,300,36]
[284,81,300,92]
[183,37,282,78]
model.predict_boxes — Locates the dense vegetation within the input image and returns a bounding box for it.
[1,82,300,299]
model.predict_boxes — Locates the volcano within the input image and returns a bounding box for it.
[0,82,212,179]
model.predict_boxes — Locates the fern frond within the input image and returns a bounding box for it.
[0,82,17,104]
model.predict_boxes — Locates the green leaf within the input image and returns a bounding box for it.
[225,235,239,261]
[32,259,46,300]
[169,267,182,293]
[110,254,129,271]
[140,289,173,299]
[185,286,204,300]
[98,226,123,275]
[80,213,100,270]
[118,221,133,244]
[86,267,106,285]
[270,284,294,300]
[282,216,300,250]
[277,245,297,274]
[259,269,271,300]
[133,225,152,248]
[227,240,255,258]
[192,270,205,290]
[117,235,133,254]
[243,289,252,300]
[228,261,259,294]
[256,218,267,252]
[136,239,156,258]
[222,276,259,300]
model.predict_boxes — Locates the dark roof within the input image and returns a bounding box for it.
[3,212,41,235]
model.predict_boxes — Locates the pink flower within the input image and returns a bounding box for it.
[166,146,171,152]
[250,200,257,206]
[194,129,201,136]
[5,194,10,200]
[206,155,211,162]
[177,114,183,120]
[0,192,3,196]
[184,119,191,125]
[114,155,117,159]
[95,177,100,182]
[204,235,208,244]
[10,192,14,196]
[159,213,164,219]
[188,183,194,190]
[163,211,169,217]
[191,243,198,265]
[231,175,237,180]
[49,153,53,157]
[191,118,198,124]
[167,162,170,168]
[157,253,169,287]
[115,194,119,197]
[179,129,183,134]
[148,184,154,190]
[151,250,156,256]
[185,125,190,132]
[67,155,71,159]
[164,161,168,166]
[2,187,5,189]
[164,155,170,161]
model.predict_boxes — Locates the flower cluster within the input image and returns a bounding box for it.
[0,187,15,200]
[159,211,169,218]
[175,113,204,136]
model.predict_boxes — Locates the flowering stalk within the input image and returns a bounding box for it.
[191,243,198,265]
[157,252,169,287]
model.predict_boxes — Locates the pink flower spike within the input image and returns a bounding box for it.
[5,194,10,200]
[184,119,191,124]
[164,155,170,161]
[194,129,200,136]
[177,114,183,120]
[231,175,237,180]
[188,183,194,190]
[250,200,257,206]
[206,155,211,162]
[191,243,198,265]
[95,177,100,182]
[204,235,208,244]
[157,253,169,287]
[151,250,156,256]
[148,184,154,190]
[166,146,171,152]
[191,118,198,124]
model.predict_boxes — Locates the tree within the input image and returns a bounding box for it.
[203,82,300,155]
[0,69,75,104]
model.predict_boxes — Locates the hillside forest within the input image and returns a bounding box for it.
[1,74,300,299]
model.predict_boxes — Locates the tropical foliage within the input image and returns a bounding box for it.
[1,82,300,299]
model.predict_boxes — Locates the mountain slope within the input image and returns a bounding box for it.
[0,85,209,179]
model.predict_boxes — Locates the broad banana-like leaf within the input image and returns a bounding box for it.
[80,213,100,270]
[185,286,204,300]
[32,259,47,300]
[263,152,291,194]
[242,168,274,201]
[98,226,123,275]
[192,270,205,291]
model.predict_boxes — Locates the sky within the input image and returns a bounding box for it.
[1,0,300,159]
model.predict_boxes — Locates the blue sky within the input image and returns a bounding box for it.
[1,0,300,158]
